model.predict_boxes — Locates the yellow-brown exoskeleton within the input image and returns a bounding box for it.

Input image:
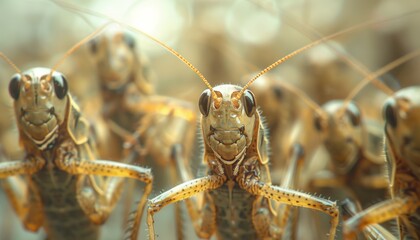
[343,50,420,239]
[0,26,153,240]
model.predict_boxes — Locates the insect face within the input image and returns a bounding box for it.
[200,84,256,164]
[11,67,68,146]
[384,86,420,178]
[321,100,363,172]
[90,27,137,91]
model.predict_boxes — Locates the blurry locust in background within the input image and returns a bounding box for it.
[344,49,420,240]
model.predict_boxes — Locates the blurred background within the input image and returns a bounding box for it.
[0,0,420,239]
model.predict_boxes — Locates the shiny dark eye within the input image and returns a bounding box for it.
[199,89,212,117]
[383,102,397,128]
[243,90,256,117]
[346,104,361,127]
[123,33,135,49]
[52,74,68,99]
[9,74,21,100]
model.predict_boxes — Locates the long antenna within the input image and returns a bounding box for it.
[343,49,420,105]
[48,22,112,80]
[52,0,217,98]
[239,3,420,97]
[53,0,420,102]
[275,80,327,119]
[0,52,31,88]
[279,11,395,96]
[336,49,420,117]
[0,53,22,75]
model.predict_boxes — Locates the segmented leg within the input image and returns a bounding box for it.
[274,143,304,235]
[240,177,339,240]
[1,176,27,221]
[136,101,195,167]
[106,119,147,157]
[167,151,186,240]
[0,158,45,230]
[1,175,45,232]
[0,159,45,178]
[147,175,225,240]
[185,192,217,239]
[54,143,153,240]
[341,198,397,240]
[174,202,185,240]
[344,197,419,239]
[172,144,212,238]
[172,144,195,184]
[77,174,126,224]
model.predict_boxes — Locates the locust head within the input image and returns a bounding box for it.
[199,84,257,165]
[319,100,362,173]
[9,68,68,150]
[89,27,137,91]
[384,87,420,179]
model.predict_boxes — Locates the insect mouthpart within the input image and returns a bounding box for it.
[212,129,242,145]
[20,107,59,146]
[208,126,248,163]
[22,107,56,126]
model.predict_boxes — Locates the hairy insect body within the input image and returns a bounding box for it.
[31,149,99,240]
[90,28,196,171]
[204,104,273,239]
[147,84,339,240]
[384,88,420,238]
[90,28,196,239]
[344,86,420,239]
[209,183,260,239]
[6,68,100,239]
[1,66,153,240]
[390,151,420,237]
[314,100,389,204]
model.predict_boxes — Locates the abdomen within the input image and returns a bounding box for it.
[32,167,99,240]
[209,183,259,240]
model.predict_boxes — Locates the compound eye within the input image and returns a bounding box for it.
[199,89,212,117]
[383,102,397,128]
[52,74,68,99]
[346,105,361,127]
[123,33,136,49]
[9,74,21,100]
[243,89,256,117]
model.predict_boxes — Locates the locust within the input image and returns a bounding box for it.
[87,24,199,239]
[0,25,153,240]
[145,67,339,240]
[310,98,390,205]
[342,50,420,239]
[88,24,197,183]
